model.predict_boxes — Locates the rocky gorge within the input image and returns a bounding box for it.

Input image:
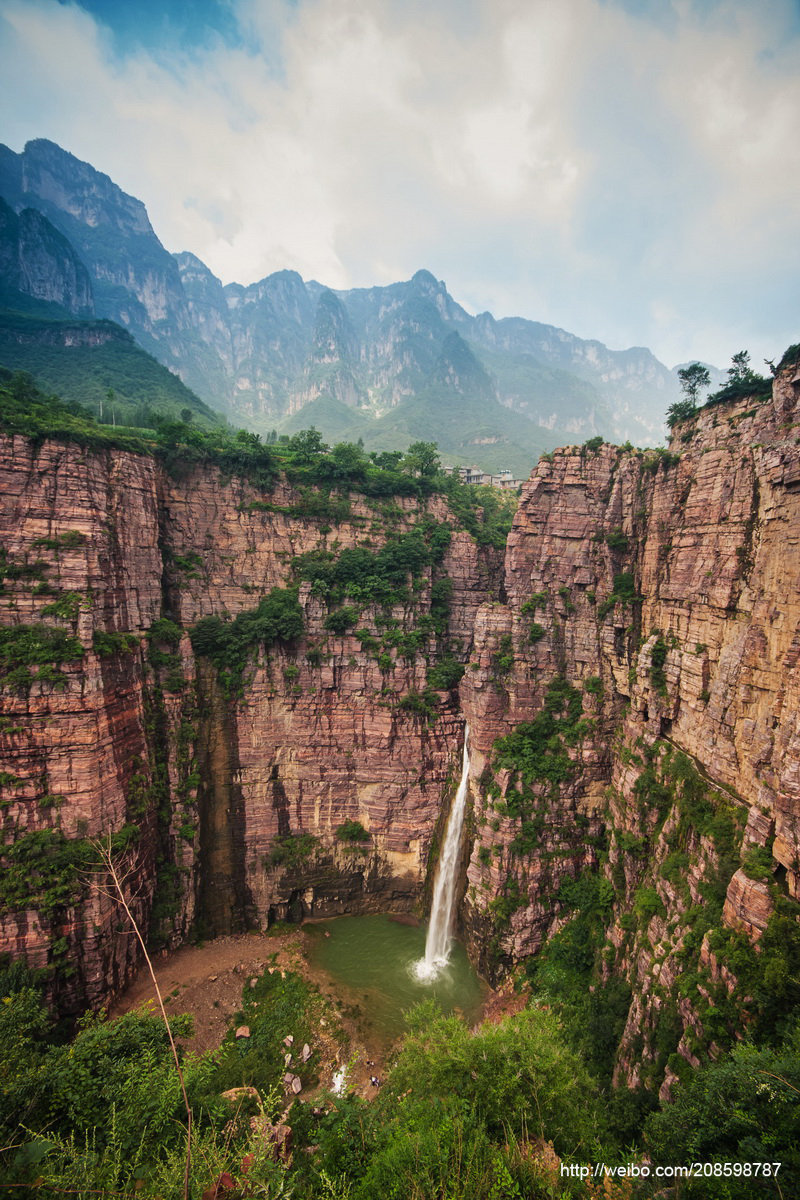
[1,350,799,1098]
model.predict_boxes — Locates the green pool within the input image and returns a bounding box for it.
[304,913,487,1041]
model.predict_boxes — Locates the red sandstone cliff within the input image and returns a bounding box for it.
[3,357,800,1091]
[0,440,499,1009]
[460,359,800,1091]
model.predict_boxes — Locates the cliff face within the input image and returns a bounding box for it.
[0,198,94,316]
[0,437,164,1008]
[460,360,800,1092]
[157,468,497,938]
[0,439,499,1009]
[3,360,800,1093]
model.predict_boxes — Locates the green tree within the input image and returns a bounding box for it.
[320,1001,604,1200]
[728,350,756,384]
[370,449,404,470]
[43,1008,193,1156]
[677,362,710,406]
[645,1035,800,1196]
[666,399,698,428]
[402,441,441,477]
[388,1001,602,1152]
[0,984,52,1144]
[317,441,368,486]
[287,427,326,465]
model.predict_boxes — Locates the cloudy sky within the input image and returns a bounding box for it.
[1,0,798,369]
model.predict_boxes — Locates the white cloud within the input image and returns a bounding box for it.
[0,0,797,368]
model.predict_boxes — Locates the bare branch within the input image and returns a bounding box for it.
[91,834,192,1200]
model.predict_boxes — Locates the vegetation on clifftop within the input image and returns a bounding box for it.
[2,945,798,1197]
[0,372,516,548]
[0,959,609,1199]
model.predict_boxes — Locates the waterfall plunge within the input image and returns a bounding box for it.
[413,725,470,983]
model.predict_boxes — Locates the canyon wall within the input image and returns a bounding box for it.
[2,357,800,1099]
[461,358,800,1093]
[0,439,499,1010]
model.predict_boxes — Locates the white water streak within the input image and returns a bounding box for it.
[414,725,470,982]
[331,1066,348,1094]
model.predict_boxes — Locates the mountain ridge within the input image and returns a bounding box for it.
[0,138,712,471]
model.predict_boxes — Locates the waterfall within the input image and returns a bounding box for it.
[414,725,470,982]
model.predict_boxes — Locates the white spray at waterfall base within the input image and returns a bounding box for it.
[413,725,470,983]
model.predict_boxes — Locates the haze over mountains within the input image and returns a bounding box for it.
[0,138,721,474]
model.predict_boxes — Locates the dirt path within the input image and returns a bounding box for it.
[110,929,302,1053]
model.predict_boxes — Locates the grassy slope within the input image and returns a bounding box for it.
[0,307,220,427]
[276,389,558,477]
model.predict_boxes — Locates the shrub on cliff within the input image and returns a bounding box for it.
[666,399,698,429]
[778,343,800,371]
[426,655,465,690]
[644,1035,800,1196]
[92,630,139,657]
[700,350,772,411]
[267,832,318,868]
[0,977,197,1162]
[335,819,371,843]
[397,687,439,722]
[335,1001,603,1199]
[395,1002,601,1147]
[0,976,52,1147]
[293,525,450,610]
[323,605,359,634]
[155,422,280,491]
[0,622,84,691]
[190,587,303,694]
[493,676,583,787]
[597,570,641,620]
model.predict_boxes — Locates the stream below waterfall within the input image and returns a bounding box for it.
[304,913,487,1040]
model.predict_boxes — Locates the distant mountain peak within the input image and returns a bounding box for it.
[14,138,156,239]
[411,268,443,293]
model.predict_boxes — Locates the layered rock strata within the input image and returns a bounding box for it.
[0,438,499,1009]
[460,361,800,1090]
[3,355,800,1098]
